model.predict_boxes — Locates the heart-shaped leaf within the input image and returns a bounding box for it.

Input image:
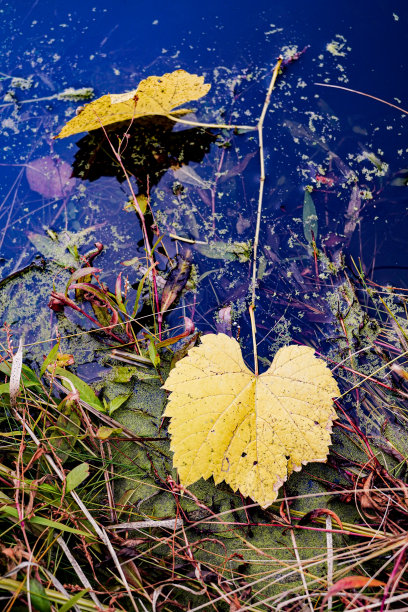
[55,70,211,139]
[163,333,339,508]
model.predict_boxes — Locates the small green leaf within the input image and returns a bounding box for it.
[66,462,90,492]
[303,190,318,244]
[22,365,43,391]
[108,394,131,415]
[59,588,90,612]
[0,382,10,394]
[28,578,51,612]
[135,194,148,215]
[53,367,105,412]
[96,425,123,440]
[0,361,11,375]
[40,342,60,378]
[0,361,42,394]
[148,340,160,367]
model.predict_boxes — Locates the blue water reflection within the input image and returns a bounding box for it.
[1,0,408,366]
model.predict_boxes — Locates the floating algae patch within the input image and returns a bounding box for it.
[0,259,104,369]
[0,261,69,358]
[326,34,350,57]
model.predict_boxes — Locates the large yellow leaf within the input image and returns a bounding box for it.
[163,333,339,508]
[55,70,211,139]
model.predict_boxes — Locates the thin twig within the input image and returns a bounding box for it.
[314,82,408,115]
[250,57,283,374]
[92,111,161,339]
[165,114,257,131]
[248,305,258,376]
[169,233,208,245]
[107,518,184,530]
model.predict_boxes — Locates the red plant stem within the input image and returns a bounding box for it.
[197,520,380,539]
[319,350,399,395]
[93,113,161,338]
[380,544,407,612]
[334,399,376,459]
[50,292,125,344]
[374,340,402,353]
[146,175,161,334]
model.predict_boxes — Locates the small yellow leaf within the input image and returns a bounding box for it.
[163,333,339,508]
[55,70,211,139]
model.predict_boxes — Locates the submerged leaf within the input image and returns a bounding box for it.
[72,116,216,193]
[27,232,79,268]
[344,184,361,241]
[26,156,76,198]
[172,165,213,189]
[163,333,339,508]
[303,189,318,244]
[56,70,211,139]
[160,253,192,316]
[196,240,252,262]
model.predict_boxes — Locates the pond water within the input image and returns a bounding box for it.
[1,0,408,374]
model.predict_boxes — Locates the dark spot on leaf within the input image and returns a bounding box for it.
[241,452,247,458]
[253,461,258,466]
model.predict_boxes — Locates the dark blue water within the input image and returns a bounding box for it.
[1,0,408,366]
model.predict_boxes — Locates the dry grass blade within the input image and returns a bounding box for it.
[10,337,23,408]
[326,515,334,611]
[107,518,184,530]
[57,536,101,609]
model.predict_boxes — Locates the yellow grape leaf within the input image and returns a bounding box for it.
[163,333,339,508]
[55,70,211,139]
